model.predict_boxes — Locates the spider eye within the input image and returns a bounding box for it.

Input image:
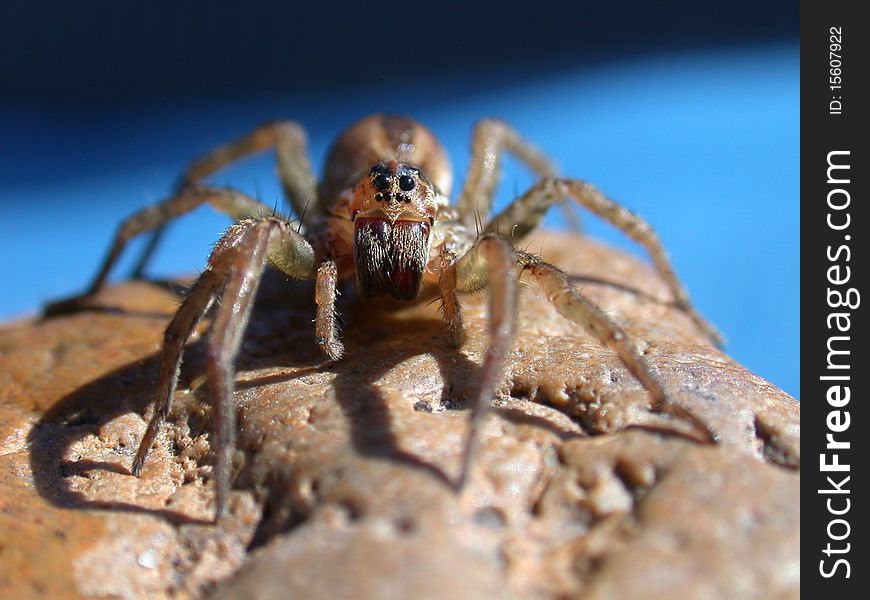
[399,175,416,192]
[373,174,390,191]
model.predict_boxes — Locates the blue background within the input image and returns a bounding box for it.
[0,2,799,398]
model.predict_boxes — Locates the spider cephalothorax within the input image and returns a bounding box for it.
[350,161,440,300]
[54,114,722,520]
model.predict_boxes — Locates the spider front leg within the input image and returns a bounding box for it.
[558,178,723,346]
[132,120,318,279]
[437,250,464,347]
[442,234,519,488]
[315,259,344,361]
[484,177,723,346]
[131,268,222,477]
[132,217,316,521]
[445,234,715,489]
[515,251,715,444]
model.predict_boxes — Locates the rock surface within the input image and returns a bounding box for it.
[0,231,799,599]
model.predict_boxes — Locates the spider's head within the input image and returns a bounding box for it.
[349,161,438,300]
[349,161,439,224]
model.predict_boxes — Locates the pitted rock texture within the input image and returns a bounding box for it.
[0,232,799,599]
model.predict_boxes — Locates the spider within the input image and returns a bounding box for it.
[53,114,721,520]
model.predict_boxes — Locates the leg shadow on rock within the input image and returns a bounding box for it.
[27,347,214,524]
[28,274,497,534]
[242,300,488,545]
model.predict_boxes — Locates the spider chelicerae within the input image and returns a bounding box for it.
[52,114,721,519]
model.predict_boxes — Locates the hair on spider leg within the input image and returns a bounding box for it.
[471,203,485,239]
[487,211,504,239]
[166,277,196,303]
[296,198,312,234]
[423,294,444,309]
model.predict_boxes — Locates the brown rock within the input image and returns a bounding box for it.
[0,231,799,599]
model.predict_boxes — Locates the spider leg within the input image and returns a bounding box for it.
[71,186,274,303]
[482,178,562,240]
[446,234,519,489]
[131,120,318,278]
[131,217,316,520]
[483,177,723,347]
[130,267,221,479]
[457,119,556,229]
[437,249,464,347]
[516,251,716,444]
[180,121,318,218]
[456,119,580,232]
[315,259,344,360]
[560,178,722,346]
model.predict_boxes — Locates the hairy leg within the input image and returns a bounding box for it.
[131,217,316,520]
[52,186,276,310]
[130,268,222,478]
[204,223,271,521]
[437,249,464,347]
[132,120,318,277]
[456,119,561,230]
[314,259,344,360]
[516,251,715,443]
[180,120,318,217]
[445,234,519,488]
[484,177,722,346]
